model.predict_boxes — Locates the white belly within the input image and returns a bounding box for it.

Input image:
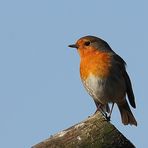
[82,74,126,104]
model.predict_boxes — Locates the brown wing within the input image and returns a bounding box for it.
[113,54,136,108]
[123,70,136,108]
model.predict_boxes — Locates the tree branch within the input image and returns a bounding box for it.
[32,112,135,148]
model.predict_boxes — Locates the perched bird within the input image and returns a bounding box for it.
[69,36,137,126]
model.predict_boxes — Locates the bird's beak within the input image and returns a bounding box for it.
[68,44,78,48]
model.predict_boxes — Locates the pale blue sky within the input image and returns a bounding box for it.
[0,0,147,148]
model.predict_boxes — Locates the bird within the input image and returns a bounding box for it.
[68,35,137,126]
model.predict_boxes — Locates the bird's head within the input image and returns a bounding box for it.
[69,36,112,57]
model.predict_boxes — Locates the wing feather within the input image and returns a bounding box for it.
[113,54,136,108]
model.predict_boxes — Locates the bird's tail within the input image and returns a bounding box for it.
[117,100,137,126]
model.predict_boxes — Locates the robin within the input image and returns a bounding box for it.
[69,35,137,126]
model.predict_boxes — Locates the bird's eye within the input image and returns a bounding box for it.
[84,41,91,46]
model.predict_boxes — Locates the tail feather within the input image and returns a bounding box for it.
[117,101,137,126]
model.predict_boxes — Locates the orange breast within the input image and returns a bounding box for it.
[80,51,112,80]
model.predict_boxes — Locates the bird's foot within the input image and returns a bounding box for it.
[94,109,111,121]
[104,113,111,121]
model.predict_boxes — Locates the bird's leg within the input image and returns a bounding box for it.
[108,103,115,120]
[94,102,101,114]
[94,102,103,113]
[94,102,109,120]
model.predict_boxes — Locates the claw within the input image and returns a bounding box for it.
[104,113,111,121]
[94,102,112,121]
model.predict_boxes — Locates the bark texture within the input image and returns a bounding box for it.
[32,112,135,148]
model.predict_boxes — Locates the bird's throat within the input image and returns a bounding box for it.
[80,51,112,80]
